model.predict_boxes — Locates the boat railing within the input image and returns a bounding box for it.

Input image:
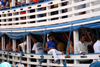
[0,50,99,67]
[0,0,100,32]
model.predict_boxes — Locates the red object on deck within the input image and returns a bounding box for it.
[33,0,39,2]
[33,0,39,4]
[21,11,26,15]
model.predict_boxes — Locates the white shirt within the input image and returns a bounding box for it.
[75,41,93,54]
[17,0,25,3]
[19,41,27,52]
[93,40,100,53]
[32,42,43,54]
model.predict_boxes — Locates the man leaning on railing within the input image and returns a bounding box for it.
[75,35,94,63]
[75,35,93,55]
[0,0,9,9]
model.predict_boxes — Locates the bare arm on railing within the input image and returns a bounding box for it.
[45,43,49,51]
[0,1,8,9]
[32,43,36,53]
[0,3,3,9]
[5,45,8,51]
[45,43,54,51]
[24,45,27,53]
[0,3,7,9]
[67,41,74,57]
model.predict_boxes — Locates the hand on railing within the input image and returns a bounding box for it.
[81,52,85,55]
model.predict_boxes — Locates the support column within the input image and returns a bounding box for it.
[26,0,30,3]
[12,0,15,6]
[73,30,79,64]
[73,30,79,54]
[47,34,49,41]
[27,35,31,53]
[2,36,5,50]
[27,35,31,67]
[12,39,16,51]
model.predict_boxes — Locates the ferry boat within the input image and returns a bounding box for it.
[0,0,100,67]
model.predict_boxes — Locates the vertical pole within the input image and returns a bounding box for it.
[27,35,31,67]
[27,34,31,53]
[73,30,79,64]
[12,0,15,6]
[2,36,5,50]
[26,0,30,3]
[12,39,16,51]
[47,34,49,41]
[73,30,79,54]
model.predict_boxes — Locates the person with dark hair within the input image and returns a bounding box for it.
[0,0,9,9]
[45,35,64,64]
[67,40,74,57]
[93,36,100,53]
[32,41,43,54]
[17,39,27,53]
[5,42,13,51]
[55,38,66,52]
[75,35,93,55]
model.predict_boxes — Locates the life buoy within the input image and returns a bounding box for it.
[90,61,100,67]
[0,62,11,67]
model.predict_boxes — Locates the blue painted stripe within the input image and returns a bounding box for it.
[0,16,100,31]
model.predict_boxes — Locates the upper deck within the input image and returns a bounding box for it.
[0,0,100,32]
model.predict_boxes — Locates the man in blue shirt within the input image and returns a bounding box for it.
[45,35,64,64]
[0,0,8,9]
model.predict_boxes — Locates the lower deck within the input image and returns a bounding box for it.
[0,50,100,67]
[0,28,100,67]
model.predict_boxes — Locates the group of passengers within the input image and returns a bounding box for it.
[0,0,39,9]
[0,33,100,64]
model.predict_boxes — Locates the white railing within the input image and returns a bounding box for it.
[0,50,100,67]
[0,0,100,32]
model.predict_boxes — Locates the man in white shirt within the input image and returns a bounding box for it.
[17,0,33,5]
[17,0,26,5]
[75,35,93,55]
[32,42,43,54]
[93,37,100,53]
[18,40,27,53]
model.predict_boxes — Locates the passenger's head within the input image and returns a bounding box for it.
[69,40,73,45]
[79,35,85,43]
[3,0,7,2]
[48,35,54,41]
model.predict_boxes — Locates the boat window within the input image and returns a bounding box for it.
[37,7,46,12]
[61,1,69,6]
[51,11,58,15]
[30,15,36,19]
[8,13,12,16]
[50,4,58,9]
[29,9,35,13]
